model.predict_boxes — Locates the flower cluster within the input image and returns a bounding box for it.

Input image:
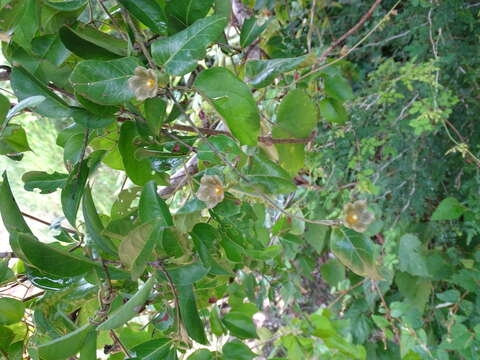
[128,66,158,101]
[196,175,224,209]
[342,200,374,233]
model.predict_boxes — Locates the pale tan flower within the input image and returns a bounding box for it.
[343,200,375,233]
[196,175,224,209]
[128,66,158,101]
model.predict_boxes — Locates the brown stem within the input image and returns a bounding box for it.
[109,330,130,357]
[21,212,77,234]
[319,0,383,61]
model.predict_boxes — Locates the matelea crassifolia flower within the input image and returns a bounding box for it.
[343,200,375,233]
[196,175,224,209]
[128,66,158,101]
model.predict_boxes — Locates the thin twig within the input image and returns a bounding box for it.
[110,330,130,357]
[20,212,77,234]
[122,9,156,69]
[97,0,128,41]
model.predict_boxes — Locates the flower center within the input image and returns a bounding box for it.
[214,186,222,195]
[346,213,359,224]
[146,79,155,88]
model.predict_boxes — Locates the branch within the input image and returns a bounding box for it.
[166,124,315,144]
[0,252,14,259]
[21,212,77,234]
[319,0,383,61]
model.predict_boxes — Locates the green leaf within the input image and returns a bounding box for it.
[273,89,317,174]
[152,15,227,76]
[197,134,243,165]
[320,258,346,287]
[131,338,174,360]
[431,197,465,221]
[195,67,260,145]
[395,272,431,311]
[0,326,14,352]
[70,57,140,106]
[0,93,10,128]
[118,222,153,269]
[330,228,383,280]
[82,185,117,256]
[166,262,209,286]
[11,0,38,51]
[240,17,269,48]
[44,0,87,12]
[215,0,231,20]
[222,340,256,360]
[118,0,167,34]
[97,277,155,331]
[71,107,115,129]
[177,284,208,344]
[0,298,25,325]
[59,24,127,60]
[10,67,71,118]
[144,97,167,135]
[188,349,215,360]
[31,34,69,66]
[222,312,257,339]
[0,124,31,155]
[22,171,67,194]
[324,75,354,102]
[319,98,348,124]
[79,329,96,360]
[6,95,45,121]
[166,0,215,31]
[209,305,225,336]
[12,232,96,277]
[244,153,296,194]
[139,181,173,226]
[38,324,93,360]
[0,172,31,235]
[398,234,430,277]
[245,55,312,88]
[118,121,169,186]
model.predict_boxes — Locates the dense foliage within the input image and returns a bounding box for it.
[0,0,479,359]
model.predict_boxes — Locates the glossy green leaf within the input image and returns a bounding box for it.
[130,338,173,360]
[166,0,215,31]
[97,276,155,331]
[319,97,348,124]
[22,171,67,194]
[10,67,71,118]
[0,124,31,154]
[0,298,25,325]
[0,326,14,352]
[0,260,14,285]
[398,234,430,277]
[83,185,117,256]
[0,172,31,235]
[209,305,225,336]
[118,0,167,34]
[273,89,317,174]
[166,262,209,286]
[320,258,346,287]
[31,34,70,66]
[152,15,227,76]
[118,121,169,186]
[245,55,312,88]
[195,67,260,145]
[139,181,173,226]
[6,95,45,121]
[222,340,257,360]
[11,0,38,50]
[59,24,127,60]
[215,0,231,20]
[12,232,96,277]
[38,323,93,360]
[324,75,354,102]
[160,227,184,258]
[431,197,465,221]
[177,284,207,344]
[71,107,115,129]
[330,228,383,280]
[144,97,167,135]
[222,312,257,339]
[244,154,296,194]
[76,93,118,117]
[70,57,140,106]
[240,17,269,48]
